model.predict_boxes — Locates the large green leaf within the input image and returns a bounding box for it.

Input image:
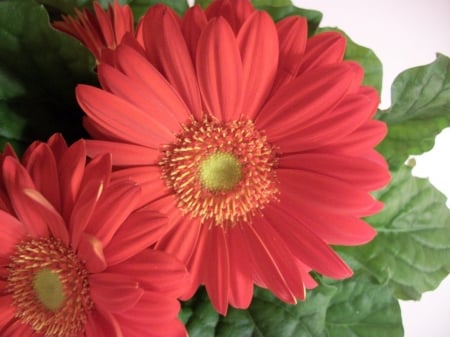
[324,273,403,337]
[182,272,402,337]
[339,165,450,300]
[182,285,334,337]
[377,54,450,170]
[0,0,96,153]
[320,28,382,94]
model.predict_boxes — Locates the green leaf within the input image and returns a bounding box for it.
[195,0,213,8]
[183,285,335,337]
[324,273,403,337]
[376,54,450,170]
[0,0,96,154]
[0,102,27,152]
[36,0,91,14]
[126,0,189,17]
[42,0,189,20]
[320,28,382,94]
[338,165,450,300]
[182,273,402,337]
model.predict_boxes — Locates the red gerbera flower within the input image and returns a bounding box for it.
[53,0,134,61]
[0,134,188,337]
[76,0,390,315]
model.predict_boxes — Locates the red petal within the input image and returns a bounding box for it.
[272,16,308,90]
[85,310,124,337]
[76,85,174,147]
[205,0,253,33]
[47,133,68,160]
[58,139,86,220]
[89,272,144,313]
[104,210,168,265]
[181,222,209,300]
[1,320,35,337]
[119,317,186,337]
[279,152,390,191]
[116,293,185,337]
[117,292,180,323]
[111,1,134,43]
[142,5,202,119]
[277,169,380,216]
[111,166,170,209]
[298,31,346,74]
[227,224,253,309]
[196,17,243,121]
[98,62,184,136]
[181,5,207,63]
[2,157,47,238]
[256,63,354,138]
[108,249,188,298]
[69,154,111,248]
[273,87,379,152]
[320,120,387,156]
[114,41,191,125]
[86,140,160,166]
[0,295,15,327]
[237,11,278,119]
[203,226,230,315]
[248,218,307,300]
[155,215,201,263]
[78,233,107,273]
[92,2,114,47]
[23,189,69,245]
[24,143,61,212]
[263,204,353,279]
[0,211,25,256]
[274,192,377,245]
[241,221,296,303]
[85,180,141,247]
[84,116,125,143]
[309,213,377,245]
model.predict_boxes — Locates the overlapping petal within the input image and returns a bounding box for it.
[196,17,243,121]
[142,5,203,118]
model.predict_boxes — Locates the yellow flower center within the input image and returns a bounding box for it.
[160,118,279,227]
[33,269,65,312]
[199,152,242,191]
[7,237,92,337]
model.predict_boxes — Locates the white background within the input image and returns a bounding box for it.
[296,0,450,336]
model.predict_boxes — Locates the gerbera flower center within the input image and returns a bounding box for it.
[199,152,242,191]
[7,237,92,337]
[33,268,65,311]
[160,118,279,227]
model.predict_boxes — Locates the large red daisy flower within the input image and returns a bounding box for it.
[0,134,188,337]
[76,0,390,315]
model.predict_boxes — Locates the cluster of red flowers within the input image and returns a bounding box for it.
[1,0,389,335]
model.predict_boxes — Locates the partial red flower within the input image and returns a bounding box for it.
[53,1,134,61]
[0,134,188,337]
[76,0,390,315]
